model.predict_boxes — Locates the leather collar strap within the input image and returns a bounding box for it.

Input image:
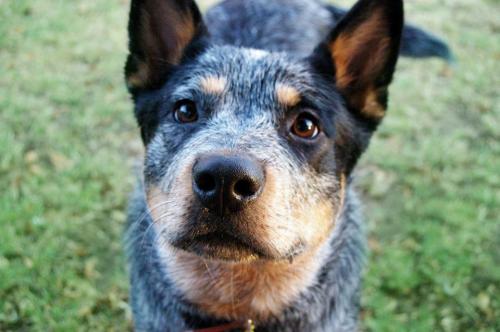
[189,319,255,332]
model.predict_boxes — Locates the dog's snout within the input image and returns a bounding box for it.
[192,154,265,213]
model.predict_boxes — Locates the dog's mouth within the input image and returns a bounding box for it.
[172,231,267,262]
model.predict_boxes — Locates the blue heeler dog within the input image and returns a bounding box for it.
[124,0,451,330]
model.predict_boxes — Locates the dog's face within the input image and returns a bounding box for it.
[126,0,403,262]
[140,48,345,261]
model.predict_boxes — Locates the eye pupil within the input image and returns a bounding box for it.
[174,100,198,123]
[297,118,313,132]
[292,114,319,139]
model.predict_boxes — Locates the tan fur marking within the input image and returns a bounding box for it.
[161,181,339,321]
[338,173,347,213]
[293,195,336,247]
[330,8,390,119]
[146,161,195,236]
[173,14,196,63]
[200,76,227,95]
[147,186,168,225]
[127,61,151,89]
[362,88,386,119]
[162,242,329,322]
[153,6,196,66]
[331,9,387,89]
[276,84,301,107]
[129,5,197,89]
[151,153,346,321]
[332,34,355,90]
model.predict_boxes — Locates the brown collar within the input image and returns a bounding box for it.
[189,320,255,332]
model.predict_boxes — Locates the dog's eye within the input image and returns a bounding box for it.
[291,113,320,139]
[173,100,198,123]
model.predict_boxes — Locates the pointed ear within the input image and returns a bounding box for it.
[125,0,207,93]
[314,0,403,126]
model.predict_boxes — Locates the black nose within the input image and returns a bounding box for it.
[192,154,265,213]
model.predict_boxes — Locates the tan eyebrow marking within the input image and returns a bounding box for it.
[199,76,227,95]
[276,84,301,107]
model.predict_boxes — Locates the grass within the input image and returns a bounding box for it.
[0,0,498,331]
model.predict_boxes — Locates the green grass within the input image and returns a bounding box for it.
[0,0,498,331]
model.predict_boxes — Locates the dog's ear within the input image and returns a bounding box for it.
[125,0,207,93]
[312,0,404,127]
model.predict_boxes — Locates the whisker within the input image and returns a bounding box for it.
[140,211,175,251]
[202,258,215,282]
[131,199,171,227]
[230,265,236,317]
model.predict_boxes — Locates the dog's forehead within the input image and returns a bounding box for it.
[182,46,312,106]
[199,46,309,79]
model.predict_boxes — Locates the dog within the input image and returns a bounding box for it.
[124,0,451,331]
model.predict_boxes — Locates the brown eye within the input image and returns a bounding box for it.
[291,113,320,139]
[174,100,198,123]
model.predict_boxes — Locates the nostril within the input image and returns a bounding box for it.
[234,178,260,198]
[193,154,265,211]
[195,172,216,193]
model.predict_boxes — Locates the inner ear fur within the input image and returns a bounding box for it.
[325,0,404,123]
[125,0,206,93]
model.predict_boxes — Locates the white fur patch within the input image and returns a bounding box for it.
[246,48,269,60]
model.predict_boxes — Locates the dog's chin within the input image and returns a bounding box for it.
[172,232,268,262]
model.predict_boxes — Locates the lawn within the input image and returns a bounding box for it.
[0,0,498,331]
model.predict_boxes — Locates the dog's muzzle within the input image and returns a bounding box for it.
[170,152,269,261]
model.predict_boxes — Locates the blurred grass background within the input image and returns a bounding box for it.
[0,0,498,331]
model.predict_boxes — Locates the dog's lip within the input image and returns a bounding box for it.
[173,231,267,261]
[194,232,248,246]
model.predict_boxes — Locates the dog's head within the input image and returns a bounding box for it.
[126,0,403,262]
